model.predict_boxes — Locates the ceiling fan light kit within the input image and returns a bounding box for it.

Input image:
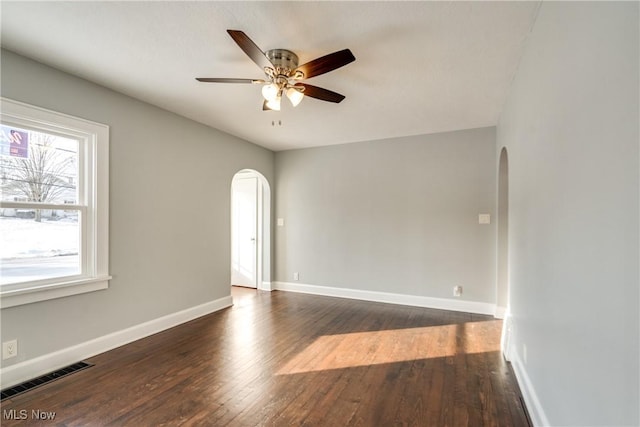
[265,97,281,111]
[261,82,280,102]
[286,87,304,107]
[196,30,355,111]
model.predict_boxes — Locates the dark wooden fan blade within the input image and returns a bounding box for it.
[196,78,264,84]
[297,83,346,103]
[293,49,355,79]
[227,30,274,71]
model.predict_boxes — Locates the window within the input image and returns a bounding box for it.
[0,98,109,308]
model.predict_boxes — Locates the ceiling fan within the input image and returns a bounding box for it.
[196,30,356,111]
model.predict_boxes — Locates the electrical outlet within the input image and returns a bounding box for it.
[3,339,18,360]
[453,286,463,297]
[293,272,299,281]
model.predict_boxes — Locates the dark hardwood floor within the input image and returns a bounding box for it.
[1,288,530,426]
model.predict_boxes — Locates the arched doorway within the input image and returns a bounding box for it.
[497,147,511,359]
[231,169,271,291]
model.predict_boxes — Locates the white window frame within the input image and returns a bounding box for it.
[0,98,110,308]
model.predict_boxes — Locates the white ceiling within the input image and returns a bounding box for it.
[1,1,540,151]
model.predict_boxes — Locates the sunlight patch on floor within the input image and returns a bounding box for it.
[276,320,501,375]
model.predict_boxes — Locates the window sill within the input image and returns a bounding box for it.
[0,276,111,309]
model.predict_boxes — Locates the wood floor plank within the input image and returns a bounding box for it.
[0,288,530,426]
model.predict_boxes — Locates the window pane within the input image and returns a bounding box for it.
[1,125,79,204]
[0,211,80,285]
[0,126,81,285]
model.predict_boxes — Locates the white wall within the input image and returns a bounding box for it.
[0,50,274,375]
[497,2,639,425]
[275,127,497,309]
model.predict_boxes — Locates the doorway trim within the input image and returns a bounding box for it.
[231,169,272,291]
[497,147,512,360]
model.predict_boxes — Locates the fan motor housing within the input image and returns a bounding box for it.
[266,49,299,71]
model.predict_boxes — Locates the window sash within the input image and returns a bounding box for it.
[0,97,110,309]
[0,201,84,211]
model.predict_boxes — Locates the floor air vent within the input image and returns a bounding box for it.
[1,361,93,401]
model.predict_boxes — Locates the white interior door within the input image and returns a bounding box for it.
[232,176,258,288]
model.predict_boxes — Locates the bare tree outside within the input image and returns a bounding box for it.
[1,129,80,285]
[1,134,76,222]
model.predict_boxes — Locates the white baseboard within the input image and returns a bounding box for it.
[259,281,273,291]
[494,305,507,319]
[500,312,513,362]
[273,281,496,316]
[0,296,232,389]
[510,352,550,427]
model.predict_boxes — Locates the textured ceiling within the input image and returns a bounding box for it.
[0,1,540,151]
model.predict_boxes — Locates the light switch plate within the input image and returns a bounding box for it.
[478,214,491,225]
[277,218,284,227]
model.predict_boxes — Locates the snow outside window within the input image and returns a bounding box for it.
[0,98,110,308]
